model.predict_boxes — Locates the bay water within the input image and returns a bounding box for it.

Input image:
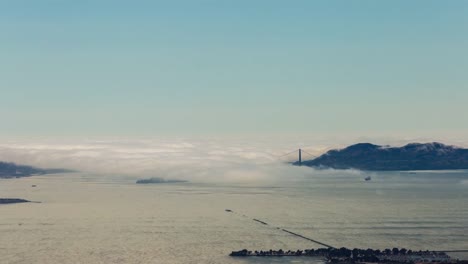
[1,171,467,263]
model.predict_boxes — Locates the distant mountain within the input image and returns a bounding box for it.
[299,142,468,171]
[0,161,74,179]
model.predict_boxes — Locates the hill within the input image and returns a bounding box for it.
[0,161,74,179]
[299,142,468,171]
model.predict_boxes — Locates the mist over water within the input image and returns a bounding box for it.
[1,138,468,263]
[0,138,334,183]
[1,137,467,183]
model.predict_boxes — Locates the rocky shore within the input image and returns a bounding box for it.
[0,198,32,204]
[230,247,467,264]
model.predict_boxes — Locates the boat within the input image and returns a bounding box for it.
[364,176,371,181]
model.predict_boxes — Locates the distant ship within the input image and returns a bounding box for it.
[364,176,371,181]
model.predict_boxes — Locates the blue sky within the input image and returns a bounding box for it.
[1,1,467,138]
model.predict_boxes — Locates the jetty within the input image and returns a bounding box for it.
[225,209,468,263]
[225,209,335,249]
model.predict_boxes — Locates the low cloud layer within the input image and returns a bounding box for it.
[2,137,465,183]
[0,138,329,183]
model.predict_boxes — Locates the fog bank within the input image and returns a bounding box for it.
[0,138,326,182]
[1,137,464,183]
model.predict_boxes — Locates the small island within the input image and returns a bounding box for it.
[136,177,187,184]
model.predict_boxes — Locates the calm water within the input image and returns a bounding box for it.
[1,171,468,264]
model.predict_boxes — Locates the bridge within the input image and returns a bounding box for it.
[226,152,468,254]
[276,148,320,165]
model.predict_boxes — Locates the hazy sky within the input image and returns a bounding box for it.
[1,1,467,138]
